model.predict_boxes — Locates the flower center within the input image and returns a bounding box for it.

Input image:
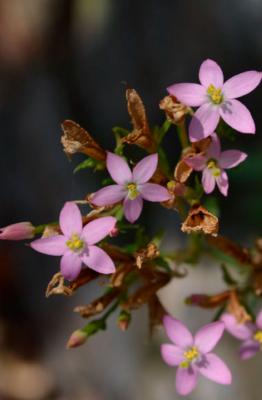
[179,346,199,368]
[254,330,262,345]
[207,84,223,105]
[66,234,84,252]
[207,159,221,177]
[127,182,139,200]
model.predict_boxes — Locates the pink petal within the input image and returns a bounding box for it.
[59,202,82,237]
[223,71,262,99]
[184,155,206,171]
[216,170,228,196]
[220,313,254,340]
[176,366,198,396]
[30,235,67,256]
[139,183,171,202]
[106,152,132,184]
[219,99,255,133]
[207,132,221,159]
[82,216,117,245]
[60,251,82,281]
[81,245,116,274]
[160,344,184,366]
[163,316,193,348]
[167,83,206,106]
[189,103,220,142]
[198,353,232,385]
[194,321,225,353]
[239,340,260,360]
[256,309,262,329]
[219,150,247,169]
[132,154,158,184]
[123,196,143,223]
[202,168,216,194]
[92,185,126,206]
[199,59,224,88]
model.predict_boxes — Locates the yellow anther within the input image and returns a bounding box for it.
[179,360,190,369]
[207,159,221,177]
[127,182,139,200]
[207,84,223,105]
[66,234,84,252]
[183,346,199,362]
[254,330,262,344]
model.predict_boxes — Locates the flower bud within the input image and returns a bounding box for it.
[0,222,35,240]
[109,225,119,237]
[117,310,131,331]
[66,329,87,349]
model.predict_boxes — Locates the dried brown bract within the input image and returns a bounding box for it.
[207,235,252,266]
[135,242,160,269]
[148,294,167,332]
[181,204,219,236]
[74,289,120,318]
[46,269,98,297]
[175,159,193,184]
[159,95,191,124]
[121,89,156,152]
[227,291,251,324]
[61,120,106,161]
[186,291,231,308]
[109,263,134,287]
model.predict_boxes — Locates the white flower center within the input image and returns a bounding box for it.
[207,159,221,177]
[207,84,223,105]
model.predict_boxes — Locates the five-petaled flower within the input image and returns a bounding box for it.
[91,152,171,223]
[168,59,261,142]
[184,132,247,196]
[161,316,232,396]
[30,202,116,281]
[221,310,262,360]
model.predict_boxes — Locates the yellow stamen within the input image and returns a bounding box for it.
[127,182,139,200]
[66,234,84,252]
[179,346,199,368]
[207,84,223,105]
[207,159,221,177]
[180,360,190,369]
[254,330,262,344]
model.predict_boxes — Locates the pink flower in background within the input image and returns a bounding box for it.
[184,133,247,196]
[0,222,35,240]
[168,59,261,142]
[30,202,116,281]
[92,152,170,223]
[161,316,231,396]
[221,311,262,360]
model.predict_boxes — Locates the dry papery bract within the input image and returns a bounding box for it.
[159,95,191,124]
[121,89,156,152]
[226,290,251,324]
[181,204,219,236]
[61,119,106,161]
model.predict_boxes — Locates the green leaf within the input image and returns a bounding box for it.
[158,146,171,177]
[203,196,220,217]
[74,158,104,173]
[153,119,172,145]
[112,126,129,137]
[221,264,237,286]
[216,120,237,141]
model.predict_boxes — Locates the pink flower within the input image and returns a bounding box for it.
[0,222,35,240]
[221,311,262,360]
[184,133,247,196]
[30,202,116,281]
[92,153,171,223]
[168,59,261,141]
[161,316,232,396]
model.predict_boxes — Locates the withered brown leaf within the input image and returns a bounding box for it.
[207,235,252,265]
[135,242,159,269]
[159,95,190,124]
[46,269,98,297]
[61,120,106,161]
[74,288,120,318]
[227,291,251,324]
[181,204,219,236]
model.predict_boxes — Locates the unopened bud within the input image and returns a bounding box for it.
[66,329,87,349]
[109,225,119,237]
[0,222,35,240]
[117,310,131,331]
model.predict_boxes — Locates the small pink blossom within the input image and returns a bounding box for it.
[221,311,262,360]
[184,133,247,196]
[161,316,232,396]
[0,222,35,240]
[168,59,261,141]
[30,202,116,281]
[92,153,171,223]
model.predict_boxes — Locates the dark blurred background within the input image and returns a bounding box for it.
[0,1,261,399]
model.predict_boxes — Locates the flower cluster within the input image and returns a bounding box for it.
[0,59,261,397]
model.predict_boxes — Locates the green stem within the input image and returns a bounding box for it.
[177,121,189,149]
